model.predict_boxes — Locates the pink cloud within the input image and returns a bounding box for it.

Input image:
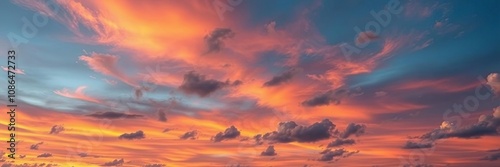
[54,86,100,103]
[79,53,138,88]
[2,66,25,74]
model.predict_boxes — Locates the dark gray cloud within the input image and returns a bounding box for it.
[481,152,500,161]
[49,125,64,134]
[163,128,173,133]
[402,141,433,149]
[302,87,362,107]
[119,130,145,140]
[212,126,241,142]
[157,109,167,122]
[78,152,88,157]
[144,164,166,167]
[135,88,143,99]
[318,148,358,161]
[103,158,125,166]
[232,80,243,86]
[327,138,355,148]
[404,109,500,151]
[260,146,277,156]
[180,130,198,140]
[253,134,264,145]
[204,28,235,54]
[87,111,143,119]
[179,71,228,97]
[30,142,44,150]
[419,111,500,141]
[37,153,52,158]
[261,119,336,143]
[263,69,299,87]
[340,123,366,139]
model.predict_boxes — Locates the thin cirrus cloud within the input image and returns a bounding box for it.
[54,86,100,104]
[86,111,144,119]
[79,53,138,88]
[1,66,25,74]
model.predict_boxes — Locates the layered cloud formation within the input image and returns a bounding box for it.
[1,0,499,166]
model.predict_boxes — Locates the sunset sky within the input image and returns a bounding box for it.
[1,0,500,166]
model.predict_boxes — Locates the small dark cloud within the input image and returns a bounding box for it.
[37,153,52,158]
[157,109,167,122]
[78,152,88,157]
[302,87,362,107]
[402,141,433,149]
[180,130,198,140]
[260,146,277,156]
[318,148,351,161]
[263,69,299,87]
[327,138,355,148]
[163,128,173,133]
[144,164,166,167]
[222,63,231,68]
[119,130,145,140]
[179,71,228,97]
[481,152,500,161]
[212,126,241,142]
[30,142,44,150]
[340,123,366,139]
[87,111,143,119]
[204,28,235,54]
[135,88,143,99]
[102,158,125,166]
[232,80,243,86]
[49,125,65,134]
[262,119,336,143]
